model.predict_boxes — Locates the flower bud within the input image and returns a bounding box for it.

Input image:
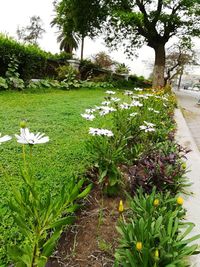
[177,196,184,205]
[136,242,142,251]
[153,199,159,207]
[155,249,159,258]
[182,162,187,170]
[118,200,124,213]
[20,120,27,129]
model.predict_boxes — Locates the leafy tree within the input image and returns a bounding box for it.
[165,39,196,87]
[52,0,107,60]
[17,16,45,45]
[93,51,113,69]
[105,0,200,87]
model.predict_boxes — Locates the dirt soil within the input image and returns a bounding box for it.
[46,185,122,267]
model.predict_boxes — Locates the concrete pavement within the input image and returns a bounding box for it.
[175,90,200,266]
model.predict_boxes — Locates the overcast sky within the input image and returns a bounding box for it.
[2,0,199,77]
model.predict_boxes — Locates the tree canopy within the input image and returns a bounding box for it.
[105,0,200,87]
[17,16,45,46]
[52,0,107,59]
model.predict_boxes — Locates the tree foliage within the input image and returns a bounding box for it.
[165,39,196,85]
[52,0,108,58]
[105,0,200,87]
[17,16,45,45]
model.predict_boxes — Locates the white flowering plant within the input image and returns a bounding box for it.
[6,125,92,267]
[86,127,127,196]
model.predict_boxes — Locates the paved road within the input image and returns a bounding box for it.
[175,89,200,149]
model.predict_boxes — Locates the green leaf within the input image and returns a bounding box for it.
[42,229,62,257]
[99,169,108,183]
[47,216,75,229]
[77,184,92,199]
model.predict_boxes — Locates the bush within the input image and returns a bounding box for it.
[0,34,71,81]
[56,65,78,82]
[127,141,189,195]
[0,77,8,90]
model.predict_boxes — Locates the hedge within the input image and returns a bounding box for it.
[0,34,72,80]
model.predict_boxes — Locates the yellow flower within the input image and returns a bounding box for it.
[136,242,142,251]
[154,249,159,258]
[118,200,124,213]
[177,196,184,205]
[153,199,159,207]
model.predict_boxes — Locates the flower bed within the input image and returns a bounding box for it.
[0,87,199,266]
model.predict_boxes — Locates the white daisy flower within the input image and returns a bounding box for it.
[130,112,138,117]
[0,133,12,144]
[139,125,155,132]
[89,128,114,137]
[85,108,96,114]
[15,128,49,145]
[111,97,120,102]
[101,101,111,106]
[124,90,133,96]
[81,113,95,121]
[148,108,160,114]
[134,88,143,91]
[144,121,155,127]
[99,106,116,116]
[162,96,169,101]
[137,95,149,99]
[130,100,143,107]
[105,90,116,95]
[131,95,139,99]
[120,103,131,109]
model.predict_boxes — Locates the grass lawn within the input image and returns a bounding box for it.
[0,88,108,265]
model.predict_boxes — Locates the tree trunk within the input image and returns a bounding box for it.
[152,44,166,88]
[177,67,184,90]
[80,36,84,60]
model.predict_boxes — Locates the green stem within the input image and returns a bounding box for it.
[30,145,33,159]
[22,144,26,166]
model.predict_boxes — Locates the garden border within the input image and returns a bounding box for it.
[175,108,200,266]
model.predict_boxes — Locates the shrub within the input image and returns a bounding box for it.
[5,56,25,90]
[56,65,78,82]
[0,77,8,90]
[127,141,189,195]
[115,189,200,267]
[0,34,71,81]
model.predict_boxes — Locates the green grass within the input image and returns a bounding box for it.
[0,88,109,265]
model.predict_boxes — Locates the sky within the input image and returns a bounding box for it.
[0,0,156,77]
[0,0,199,78]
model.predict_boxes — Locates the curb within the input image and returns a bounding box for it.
[175,108,200,266]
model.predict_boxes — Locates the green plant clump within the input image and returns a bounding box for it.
[115,189,200,267]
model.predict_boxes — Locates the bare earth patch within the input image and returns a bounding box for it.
[47,185,122,267]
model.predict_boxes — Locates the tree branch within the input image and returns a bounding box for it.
[152,0,163,25]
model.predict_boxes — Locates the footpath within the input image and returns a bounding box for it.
[175,90,200,266]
